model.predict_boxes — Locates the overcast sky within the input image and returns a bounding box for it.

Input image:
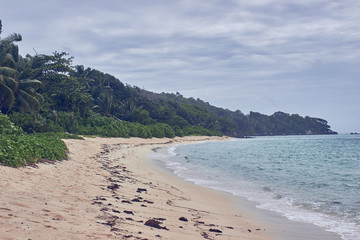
[1,0,359,132]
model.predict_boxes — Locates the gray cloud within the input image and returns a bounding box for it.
[1,0,360,132]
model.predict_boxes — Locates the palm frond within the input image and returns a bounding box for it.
[0,78,15,112]
[11,44,19,62]
[18,58,34,79]
[0,66,19,77]
[17,89,40,113]
[17,94,31,114]
[3,33,22,43]
[0,53,16,68]
[18,79,42,89]
[3,76,18,91]
[32,91,44,102]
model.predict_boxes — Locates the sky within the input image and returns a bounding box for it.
[1,0,359,133]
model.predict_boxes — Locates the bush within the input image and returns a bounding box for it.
[173,126,184,137]
[0,113,23,135]
[182,125,222,136]
[0,114,70,167]
[57,111,80,133]
[127,122,152,138]
[9,112,64,133]
[147,123,175,138]
[0,133,68,167]
[77,115,130,137]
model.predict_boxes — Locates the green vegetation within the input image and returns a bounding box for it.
[0,113,75,167]
[0,133,68,167]
[0,20,337,167]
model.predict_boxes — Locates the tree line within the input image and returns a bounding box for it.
[0,20,337,140]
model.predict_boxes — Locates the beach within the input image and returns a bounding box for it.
[0,136,273,240]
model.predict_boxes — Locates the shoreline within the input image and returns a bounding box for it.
[0,136,271,240]
[0,136,343,239]
[148,141,343,240]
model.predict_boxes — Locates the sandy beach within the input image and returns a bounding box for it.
[0,136,275,240]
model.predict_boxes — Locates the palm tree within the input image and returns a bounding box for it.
[74,67,113,116]
[93,81,113,116]
[0,20,21,113]
[0,20,42,114]
[15,56,42,114]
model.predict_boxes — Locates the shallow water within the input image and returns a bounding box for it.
[150,135,360,240]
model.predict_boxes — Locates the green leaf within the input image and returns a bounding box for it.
[0,79,15,112]
[0,66,19,77]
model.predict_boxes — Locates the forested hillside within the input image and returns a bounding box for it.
[0,20,337,139]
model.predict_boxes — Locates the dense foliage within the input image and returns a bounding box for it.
[0,20,336,141]
[129,90,337,137]
[0,133,68,167]
[0,113,74,167]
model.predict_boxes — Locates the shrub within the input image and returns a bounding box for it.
[147,123,175,138]
[182,125,222,136]
[173,126,184,137]
[0,113,23,135]
[0,133,68,167]
[9,112,64,133]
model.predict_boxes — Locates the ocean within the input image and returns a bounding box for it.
[149,134,360,240]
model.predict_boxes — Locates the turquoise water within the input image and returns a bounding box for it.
[152,135,360,240]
